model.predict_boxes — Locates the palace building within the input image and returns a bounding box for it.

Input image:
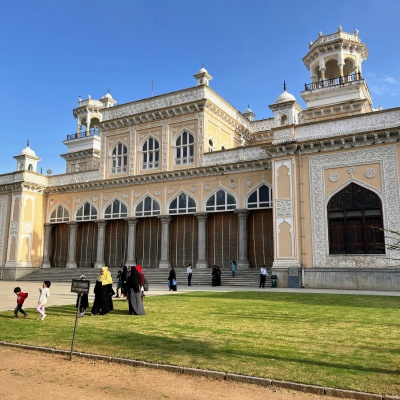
[1,27,399,289]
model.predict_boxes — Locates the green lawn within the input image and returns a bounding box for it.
[1,292,400,395]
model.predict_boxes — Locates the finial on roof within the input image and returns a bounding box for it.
[283,81,286,92]
[27,140,29,147]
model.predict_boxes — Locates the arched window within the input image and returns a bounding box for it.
[328,183,385,254]
[142,137,159,170]
[28,164,33,172]
[206,189,236,212]
[280,115,288,126]
[175,131,194,165]
[50,204,70,223]
[247,185,272,209]
[76,202,98,221]
[111,143,128,174]
[135,196,161,217]
[104,199,128,219]
[169,193,197,214]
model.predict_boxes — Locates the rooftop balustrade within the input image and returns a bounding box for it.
[66,128,100,141]
[304,73,363,91]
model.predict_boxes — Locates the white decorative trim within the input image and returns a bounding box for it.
[191,186,197,192]
[0,195,8,262]
[204,184,211,191]
[328,172,339,182]
[272,260,301,268]
[154,190,160,196]
[203,147,269,166]
[365,168,376,179]
[129,126,136,176]
[347,166,356,176]
[245,180,252,187]
[123,193,128,199]
[66,199,71,205]
[296,109,400,142]
[22,222,33,234]
[167,188,174,195]
[276,200,292,216]
[310,146,400,268]
[230,181,236,188]
[93,196,98,201]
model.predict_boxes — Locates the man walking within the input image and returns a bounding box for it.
[260,265,267,288]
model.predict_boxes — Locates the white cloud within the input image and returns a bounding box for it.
[382,76,398,85]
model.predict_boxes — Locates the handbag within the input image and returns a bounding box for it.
[172,279,177,286]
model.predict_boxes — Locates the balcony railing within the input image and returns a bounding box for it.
[304,73,363,91]
[66,128,100,141]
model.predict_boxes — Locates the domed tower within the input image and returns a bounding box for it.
[269,82,302,127]
[13,141,41,172]
[193,67,212,86]
[62,92,117,173]
[300,27,372,121]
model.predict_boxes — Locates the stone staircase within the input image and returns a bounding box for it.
[19,266,272,288]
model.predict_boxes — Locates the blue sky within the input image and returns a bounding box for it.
[1,0,399,175]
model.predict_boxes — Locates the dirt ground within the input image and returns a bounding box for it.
[0,346,345,400]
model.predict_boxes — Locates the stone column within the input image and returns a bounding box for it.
[125,217,138,266]
[94,220,107,268]
[42,223,53,269]
[235,209,250,269]
[158,216,172,268]
[195,213,208,268]
[66,222,79,268]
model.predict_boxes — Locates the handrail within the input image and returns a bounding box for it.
[66,128,100,141]
[304,73,363,91]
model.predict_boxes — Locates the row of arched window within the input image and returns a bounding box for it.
[110,131,195,174]
[50,185,273,223]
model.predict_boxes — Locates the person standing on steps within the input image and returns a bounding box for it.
[230,259,237,278]
[187,263,193,286]
[259,265,268,288]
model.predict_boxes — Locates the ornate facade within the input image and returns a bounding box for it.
[0,28,399,289]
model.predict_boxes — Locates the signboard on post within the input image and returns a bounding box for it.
[70,279,90,360]
[71,279,90,295]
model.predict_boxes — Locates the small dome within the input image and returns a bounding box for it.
[20,145,36,157]
[244,107,253,114]
[274,90,296,104]
[198,67,208,74]
[103,92,113,99]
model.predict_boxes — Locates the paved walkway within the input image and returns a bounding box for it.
[1,280,399,312]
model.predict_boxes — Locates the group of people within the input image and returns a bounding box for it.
[12,263,271,320]
[13,280,51,321]
[90,265,146,316]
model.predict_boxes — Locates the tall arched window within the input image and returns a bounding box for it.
[111,143,128,174]
[206,189,236,212]
[76,202,98,221]
[104,199,128,219]
[142,137,159,170]
[135,196,161,217]
[50,204,70,223]
[175,131,194,165]
[169,193,197,214]
[328,183,385,254]
[247,184,272,209]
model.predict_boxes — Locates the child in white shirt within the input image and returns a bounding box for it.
[37,280,51,321]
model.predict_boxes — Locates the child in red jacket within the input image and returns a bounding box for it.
[13,287,28,318]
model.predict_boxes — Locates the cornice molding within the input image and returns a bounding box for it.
[44,160,271,194]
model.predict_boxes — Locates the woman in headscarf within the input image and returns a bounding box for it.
[91,266,113,315]
[126,266,145,315]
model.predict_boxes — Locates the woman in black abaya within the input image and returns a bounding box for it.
[126,266,145,315]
